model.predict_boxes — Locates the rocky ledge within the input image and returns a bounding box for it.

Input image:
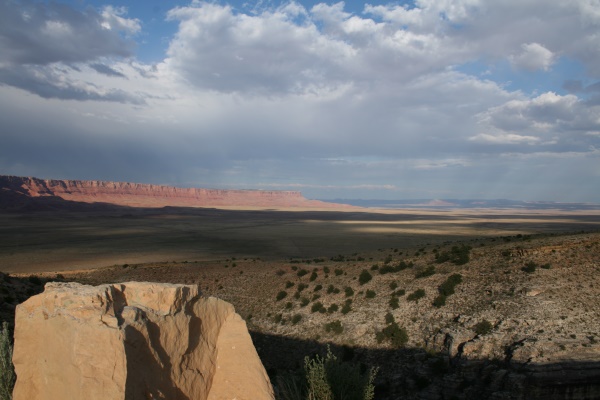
[12,282,274,400]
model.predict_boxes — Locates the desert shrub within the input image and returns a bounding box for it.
[276,269,286,276]
[312,302,326,313]
[365,290,376,299]
[312,294,321,301]
[323,267,330,274]
[326,285,336,294]
[389,297,399,309]
[341,299,353,315]
[294,292,301,299]
[389,282,398,290]
[314,284,323,292]
[297,283,308,292]
[309,271,318,282]
[521,262,537,273]
[300,297,310,307]
[393,289,406,297]
[432,294,446,308]
[435,245,472,265]
[285,302,293,310]
[285,281,295,289]
[0,322,15,400]
[292,314,302,325]
[376,322,409,348]
[474,320,493,335]
[438,274,463,296]
[324,320,344,334]
[385,312,395,324]
[407,289,426,302]
[344,287,354,297]
[334,268,344,276]
[540,263,551,269]
[297,269,309,277]
[358,270,372,285]
[302,347,377,400]
[415,265,436,279]
[274,314,283,323]
[370,264,379,271]
[327,304,339,313]
[276,291,288,301]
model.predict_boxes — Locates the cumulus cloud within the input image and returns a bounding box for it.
[509,42,555,71]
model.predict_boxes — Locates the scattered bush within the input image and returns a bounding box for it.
[285,302,293,309]
[415,265,436,279]
[297,283,308,292]
[540,263,552,269]
[407,289,426,302]
[324,320,344,334]
[474,320,493,335]
[314,284,323,292]
[435,245,472,265]
[522,262,537,273]
[432,294,446,308]
[393,289,406,297]
[327,304,339,313]
[389,282,398,290]
[311,302,326,313]
[358,270,372,285]
[376,321,409,348]
[300,297,310,307]
[344,287,355,297]
[365,290,376,299]
[389,297,399,309]
[312,294,321,302]
[285,281,295,289]
[438,274,463,296]
[292,314,302,325]
[309,271,318,282]
[341,299,353,315]
[334,268,344,276]
[370,264,379,271]
[385,312,395,324]
[323,267,330,274]
[297,269,309,277]
[276,291,288,301]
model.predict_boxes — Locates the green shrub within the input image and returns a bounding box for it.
[314,284,323,292]
[327,304,339,313]
[297,283,308,292]
[438,274,463,296]
[312,294,321,302]
[389,297,399,309]
[276,290,288,301]
[389,282,398,290]
[393,289,406,297]
[300,297,310,307]
[365,290,376,299]
[297,269,309,277]
[323,267,330,274]
[370,264,379,271]
[376,322,409,348]
[334,268,344,276]
[341,299,352,315]
[292,314,302,325]
[385,312,395,324]
[285,302,293,309]
[432,294,446,308]
[407,289,426,302]
[0,322,15,400]
[474,320,493,335]
[285,281,295,289]
[358,270,372,285]
[312,302,326,313]
[344,287,354,297]
[522,262,537,273]
[415,265,436,279]
[540,263,551,269]
[302,347,377,400]
[435,245,472,265]
[324,320,344,334]
[309,271,318,282]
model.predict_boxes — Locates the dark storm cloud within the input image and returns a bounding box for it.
[89,63,127,78]
[0,65,145,104]
[0,1,138,66]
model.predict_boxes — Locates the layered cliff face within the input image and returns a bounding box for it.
[0,175,345,209]
[12,282,274,400]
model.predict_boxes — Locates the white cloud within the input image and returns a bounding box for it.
[509,42,555,71]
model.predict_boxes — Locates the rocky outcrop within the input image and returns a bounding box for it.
[12,282,274,400]
[0,175,346,209]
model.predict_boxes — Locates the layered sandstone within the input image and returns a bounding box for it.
[0,175,344,209]
[12,282,274,400]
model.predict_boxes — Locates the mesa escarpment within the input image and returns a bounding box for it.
[0,175,347,209]
[12,281,274,400]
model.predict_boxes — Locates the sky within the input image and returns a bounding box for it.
[0,0,599,202]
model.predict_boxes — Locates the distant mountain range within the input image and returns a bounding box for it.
[324,198,600,211]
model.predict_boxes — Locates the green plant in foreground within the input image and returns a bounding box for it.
[304,347,377,400]
[358,270,372,285]
[474,320,493,335]
[0,322,15,400]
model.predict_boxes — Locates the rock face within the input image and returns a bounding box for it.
[0,175,345,209]
[12,282,274,400]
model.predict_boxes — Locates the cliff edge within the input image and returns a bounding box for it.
[12,282,274,400]
[0,175,348,209]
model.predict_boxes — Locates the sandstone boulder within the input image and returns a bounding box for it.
[12,282,274,400]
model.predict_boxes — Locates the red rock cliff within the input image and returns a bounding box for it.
[0,175,346,209]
